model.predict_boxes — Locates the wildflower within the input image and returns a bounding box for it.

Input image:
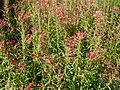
[112,70,119,76]
[0,41,4,51]
[1,31,5,34]
[61,73,64,79]
[102,63,104,67]
[70,43,76,49]
[0,19,6,27]
[40,30,47,36]
[57,4,63,18]
[40,39,46,46]
[96,47,101,52]
[57,12,63,18]
[103,48,107,53]
[76,31,81,37]
[50,11,55,18]
[10,40,17,45]
[42,54,51,64]
[115,77,119,80]
[104,61,110,65]
[76,31,87,39]
[27,83,32,90]
[99,55,105,59]
[93,11,103,20]
[89,52,97,60]
[25,34,32,44]
[81,32,87,39]
[19,62,24,71]
[67,39,76,49]
[38,0,42,2]
[73,34,78,41]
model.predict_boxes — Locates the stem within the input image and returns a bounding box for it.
[21,23,26,61]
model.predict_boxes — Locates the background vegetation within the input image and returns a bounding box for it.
[0,0,120,90]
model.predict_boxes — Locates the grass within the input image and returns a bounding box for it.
[0,0,120,90]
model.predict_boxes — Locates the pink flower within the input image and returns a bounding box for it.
[40,39,46,46]
[38,0,42,2]
[81,32,87,39]
[50,11,55,18]
[0,41,4,51]
[42,54,51,64]
[89,52,97,60]
[19,62,24,71]
[96,47,101,52]
[61,73,64,79]
[67,39,76,49]
[112,70,119,75]
[73,35,78,41]
[25,34,31,40]
[76,31,81,37]
[93,11,103,20]
[104,61,110,65]
[27,83,32,90]
[99,56,105,59]
[57,12,63,18]
[76,31,87,39]
[25,34,32,44]
[0,19,6,27]
[70,43,75,49]
[103,48,107,53]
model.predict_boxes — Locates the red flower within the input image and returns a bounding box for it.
[10,40,17,45]
[0,19,6,27]
[89,52,97,60]
[27,83,32,90]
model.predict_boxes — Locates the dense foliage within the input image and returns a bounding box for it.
[0,0,120,90]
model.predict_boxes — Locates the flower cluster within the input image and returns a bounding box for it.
[99,61,119,83]
[67,30,87,49]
